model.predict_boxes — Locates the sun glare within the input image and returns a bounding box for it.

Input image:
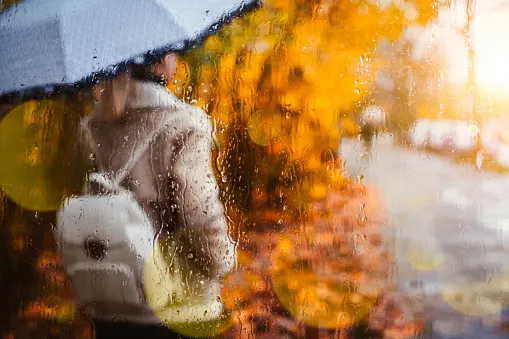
[474,15,509,94]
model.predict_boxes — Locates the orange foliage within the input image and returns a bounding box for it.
[173,0,441,225]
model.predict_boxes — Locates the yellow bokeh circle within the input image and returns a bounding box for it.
[0,99,85,211]
[406,241,442,271]
[143,243,234,337]
[440,273,509,317]
[247,110,283,146]
[271,234,381,329]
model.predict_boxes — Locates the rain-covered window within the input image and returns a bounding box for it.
[2,0,509,338]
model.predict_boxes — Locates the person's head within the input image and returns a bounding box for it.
[93,52,178,121]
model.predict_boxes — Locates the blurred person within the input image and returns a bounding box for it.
[60,53,236,339]
[359,105,386,150]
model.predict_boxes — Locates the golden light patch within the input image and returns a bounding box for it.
[247,110,282,146]
[0,100,84,211]
[440,274,509,317]
[143,243,234,337]
[271,233,381,329]
[310,184,327,201]
[406,241,442,271]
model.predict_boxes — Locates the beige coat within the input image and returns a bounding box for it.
[82,80,235,277]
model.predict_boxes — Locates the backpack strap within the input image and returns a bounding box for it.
[80,116,101,167]
[81,114,167,192]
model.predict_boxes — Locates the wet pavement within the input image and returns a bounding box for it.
[340,135,509,338]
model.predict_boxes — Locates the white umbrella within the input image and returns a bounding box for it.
[0,0,257,97]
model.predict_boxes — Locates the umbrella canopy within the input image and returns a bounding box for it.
[0,0,257,97]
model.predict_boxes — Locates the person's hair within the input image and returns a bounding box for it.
[130,62,164,84]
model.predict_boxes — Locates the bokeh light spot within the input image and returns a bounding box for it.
[0,100,85,211]
[143,242,234,337]
[440,274,509,317]
[247,110,282,146]
[406,241,442,271]
[271,233,381,329]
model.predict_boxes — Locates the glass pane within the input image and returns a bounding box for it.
[2,0,509,338]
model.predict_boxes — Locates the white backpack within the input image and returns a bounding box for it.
[55,120,223,324]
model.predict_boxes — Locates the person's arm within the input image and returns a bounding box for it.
[170,113,235,277]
